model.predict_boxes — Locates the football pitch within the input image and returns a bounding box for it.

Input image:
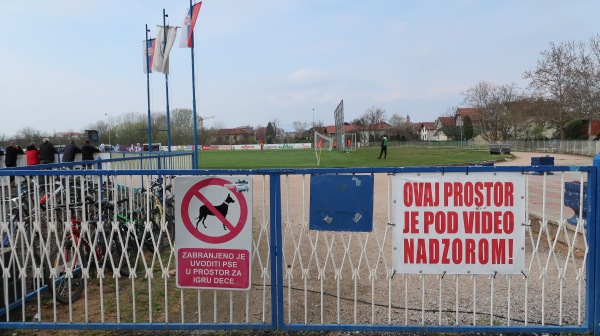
[197,146,511,169]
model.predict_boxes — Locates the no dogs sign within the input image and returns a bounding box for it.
[175,176,253,290]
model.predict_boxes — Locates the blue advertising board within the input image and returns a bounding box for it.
[309,174,374,232]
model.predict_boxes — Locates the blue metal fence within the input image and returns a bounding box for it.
[0,156,598,333]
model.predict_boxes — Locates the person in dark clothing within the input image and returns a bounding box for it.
[62,140,81,162]
[4,141,24,186]
[39,138,57,164]
[81,140,100,168]
[378,136,388,159]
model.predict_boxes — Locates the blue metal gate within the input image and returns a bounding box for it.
[0,157,598,333]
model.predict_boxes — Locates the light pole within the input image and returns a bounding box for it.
[105,113,111,151]
[198,115,214,145]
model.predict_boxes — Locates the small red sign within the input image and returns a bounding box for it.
[177,247,250,289]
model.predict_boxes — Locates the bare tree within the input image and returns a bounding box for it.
[15,127,48,145]
[292,120,308,134]
[113,112,148,146]
[169,108,194,145]
[388,114,413,141]
[270,119,284,143]
[523,41,584,139]
[356,106,387,144]
[577,34,600,118]
[212,120,225,130]
[86,119,111,144]
[462,82,521,141]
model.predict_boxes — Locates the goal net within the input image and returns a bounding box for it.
[314,131,334,166]
[314,131,334,151]
[343,133,357,151]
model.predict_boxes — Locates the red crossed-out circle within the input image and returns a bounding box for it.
[181,178,248,244]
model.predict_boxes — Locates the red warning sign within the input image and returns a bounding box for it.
[177,248,250,289]
[175,176,253,290]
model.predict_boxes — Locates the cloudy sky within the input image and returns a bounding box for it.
[1,0,599,136]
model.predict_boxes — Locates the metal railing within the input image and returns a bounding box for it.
[0,159,597,333]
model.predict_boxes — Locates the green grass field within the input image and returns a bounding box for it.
[197,146,512,169]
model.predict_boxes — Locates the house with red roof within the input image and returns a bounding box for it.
[212,128,256,145]
[420,122,436,141]
[434,116,456,141]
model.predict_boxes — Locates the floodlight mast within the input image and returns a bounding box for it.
[198,115,214,147]
[199,115,215,128]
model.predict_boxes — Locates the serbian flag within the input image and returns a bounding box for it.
[179,2,202,48]
[143,38,156,74]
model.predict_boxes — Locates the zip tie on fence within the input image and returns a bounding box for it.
[465,167,469,176]
[521,270,527,279]
[387,222,396,227]
[391,270,396,279]
[493,271,498,279]
[441,270,446,279]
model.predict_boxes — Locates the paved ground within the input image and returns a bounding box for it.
[495,151,595,166]
[496,152,594,243]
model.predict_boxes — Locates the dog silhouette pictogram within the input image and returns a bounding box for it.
[195,194,235,230]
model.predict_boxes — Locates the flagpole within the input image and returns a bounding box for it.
[189,0,199,169]
[163,9,172,153]
[145,24,153,153]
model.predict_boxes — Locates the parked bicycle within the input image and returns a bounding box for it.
[1,185,47,308]
[139,179,175,253]
[48,196,139,304]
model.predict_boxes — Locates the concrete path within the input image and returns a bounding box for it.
[496,152,594,233]
[494,151,595,166]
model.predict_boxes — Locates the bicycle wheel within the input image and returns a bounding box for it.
[47,240,86,304]
[109,233,139,277]
[143,209,169,253]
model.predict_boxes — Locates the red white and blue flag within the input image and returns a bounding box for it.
[179,2,202,48]
[143,38,156,74]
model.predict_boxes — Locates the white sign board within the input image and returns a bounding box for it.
[392,172,526,274]
[175,176,252,289]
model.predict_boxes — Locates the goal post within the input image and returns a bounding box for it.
[343,133,357,151]
[314,131,334,166]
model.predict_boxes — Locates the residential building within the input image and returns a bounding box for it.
[212,128,256,145]
[420,122,436,141]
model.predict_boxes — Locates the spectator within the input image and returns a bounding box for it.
[4,141,24,186]
[62,139,81,162]
[39,138,57,164]
[26,142,40,166]
[81,140,100,168]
